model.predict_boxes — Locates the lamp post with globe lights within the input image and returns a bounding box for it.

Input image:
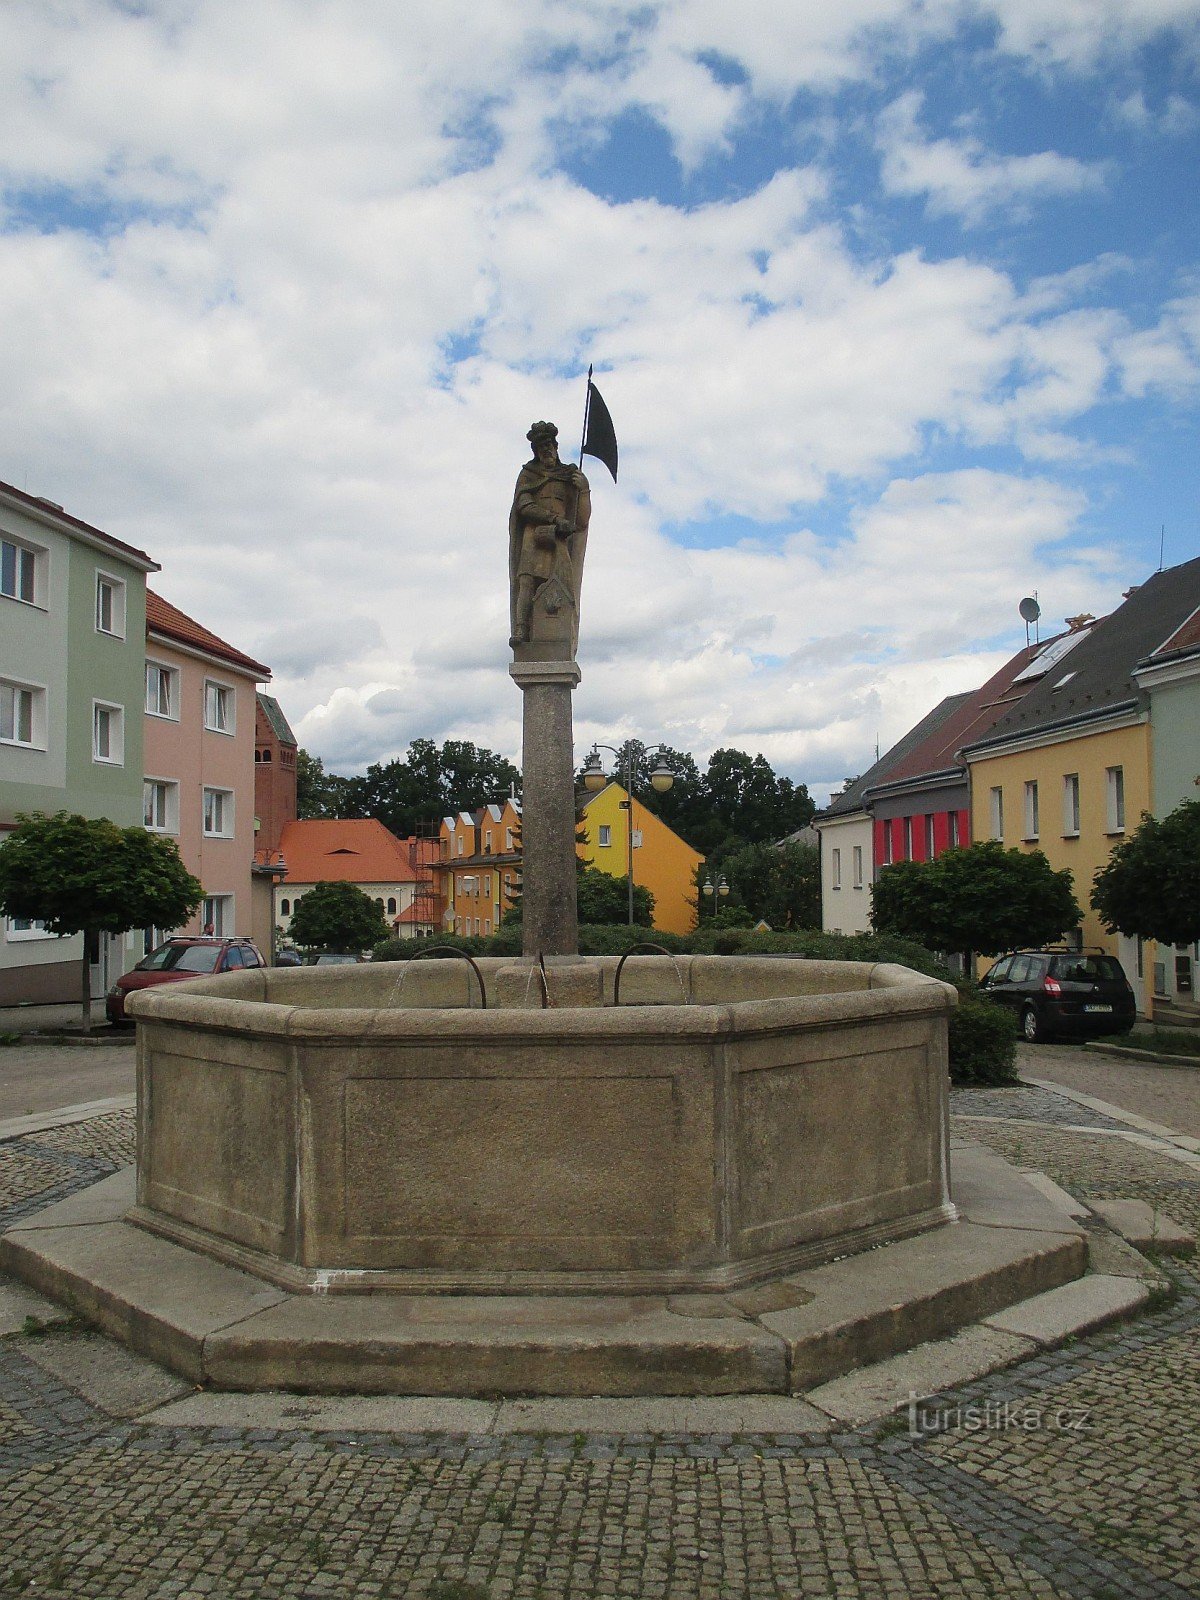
[701,873,729,917]
[581,745,674,925]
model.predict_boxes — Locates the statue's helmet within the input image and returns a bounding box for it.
[526,421,558,444]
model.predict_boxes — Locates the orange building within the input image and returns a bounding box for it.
[437,800,522,937]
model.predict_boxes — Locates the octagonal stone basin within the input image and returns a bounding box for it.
[126,956,957,1295]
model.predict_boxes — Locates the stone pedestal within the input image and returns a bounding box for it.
[509,657,581,956]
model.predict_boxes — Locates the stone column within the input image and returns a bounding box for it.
[509,658,581,956]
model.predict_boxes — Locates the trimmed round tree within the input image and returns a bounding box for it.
[1092,799,1200,948]
[287,880,391,953]
[872,840,1081,966]
[0,811,203,1029]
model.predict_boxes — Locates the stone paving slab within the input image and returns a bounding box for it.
[952,1141,1088,1234]
[0,1277,70,1334]
[805,1324,1037,1426]
[204,1288,790,1396]
[1088,1197,1196,1256]
[19,1330,195,1417]
[1018,1168,1090,1218]
[761,1219,1084,1392]
[1086,1226,1172,1283]
[0,1218,288,1382]
[983,1273,1149,1345]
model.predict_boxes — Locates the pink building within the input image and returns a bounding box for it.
[142,591,271,942]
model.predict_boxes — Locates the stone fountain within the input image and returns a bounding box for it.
[0,419,1087,1395]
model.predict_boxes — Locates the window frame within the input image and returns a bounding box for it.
[1,535,44,608]
[143,777,179,834]
[92,700,125,766]
[852,845,863,890]
[201,894,233,936]
[202,786,235,838]
[203,678,235,736]
[831,847,841,889]
[5,916,55,942]
[144,658,179,721]
[1106,766,1125,834]
[598,824,612,848]
[1062,773,1081,837]
[94,570,127,639]
[0,675,46,749]
[1023,780,1040,841]
[989,786,1004,842]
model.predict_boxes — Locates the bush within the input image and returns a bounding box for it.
[948,991,1018,1085]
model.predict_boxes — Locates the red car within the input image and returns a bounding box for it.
[106,936,265,1024]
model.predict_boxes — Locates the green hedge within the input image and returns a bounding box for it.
[947,990,1019,1085]
[371,923,1015,1084]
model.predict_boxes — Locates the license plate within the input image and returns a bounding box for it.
[1084,1004,1112,1013]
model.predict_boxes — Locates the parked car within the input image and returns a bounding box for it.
[274,949,303,967]
[978,949,1136,1043]
[303,951,366,966]
[106,936,266,1024]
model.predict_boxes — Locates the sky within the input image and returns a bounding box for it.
[2,1,1199,803]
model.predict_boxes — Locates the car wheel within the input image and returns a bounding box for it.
[1021,1005,1043,1044]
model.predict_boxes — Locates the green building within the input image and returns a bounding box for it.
[1,479,159,1005]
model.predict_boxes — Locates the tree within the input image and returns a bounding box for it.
[714,841,820,929]
[871,841,1081,964]
[1092,799,1200,948]
[0,811,203,1029]
[287,880,391,953]
[296,750,351,819]
[326,738,521,837]
[576,866,655,927]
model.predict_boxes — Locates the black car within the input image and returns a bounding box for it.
[979,949,1137,1043]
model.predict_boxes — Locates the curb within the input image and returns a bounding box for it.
[1084,1040,1200,1070]
[0,1095,137,1144]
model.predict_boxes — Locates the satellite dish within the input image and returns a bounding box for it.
[1019,597,1041,624]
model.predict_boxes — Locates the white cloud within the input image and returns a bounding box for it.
[877,92,1108,223]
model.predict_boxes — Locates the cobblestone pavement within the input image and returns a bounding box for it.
[2,1089,1199,1599]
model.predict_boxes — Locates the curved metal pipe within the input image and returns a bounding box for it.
[401,944,489,1009]
[612,942,678,1007]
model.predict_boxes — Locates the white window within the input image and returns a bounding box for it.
[949,811,961,847]
[1106,766,1125,833]
[881,822,893,866]
[903,817,913,860]
[204,679,234,734]
[924,815,935,859]
[145,660,178,719]
[92,701,124,765]
[456,835,465,856]
[852,846,863,889]
[6,916,54,941]
[485,831,492,852]
[505,827,514,851]
[1062,773,1080,836]
[1,678,45,748]
[989,786,1004,841]
[1,537,41,606]
[1023,781,1039,840]
[95,571,126,638]
[143,779,179,833]
[484,876,491,898]
[202,787,234,837]
[484,919,491,936]
[201,894,232,935]
[831,847,841,889]
[598,824,612,847]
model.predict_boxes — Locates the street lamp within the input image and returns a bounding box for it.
[702,874,729,916]
[581,744,674,924]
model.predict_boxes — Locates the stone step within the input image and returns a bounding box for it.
[1088,1198,1196,1257]
[0,1144,1090,1398]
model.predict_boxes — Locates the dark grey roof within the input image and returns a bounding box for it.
[962,555,1200,756]
[815,692,972,823]
[257,692,297,747]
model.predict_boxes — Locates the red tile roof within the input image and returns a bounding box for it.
[146,589,271,678]
[1152,604,1200,658]
[279,819,421,886]
[393,902,434,925]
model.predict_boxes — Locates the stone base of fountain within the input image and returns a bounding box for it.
[0,957,1089,1395]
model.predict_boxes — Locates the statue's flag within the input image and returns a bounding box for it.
[580,367,618,482]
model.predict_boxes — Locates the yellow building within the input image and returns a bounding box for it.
[961,561,1200,1017]
[577,782,703,936]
